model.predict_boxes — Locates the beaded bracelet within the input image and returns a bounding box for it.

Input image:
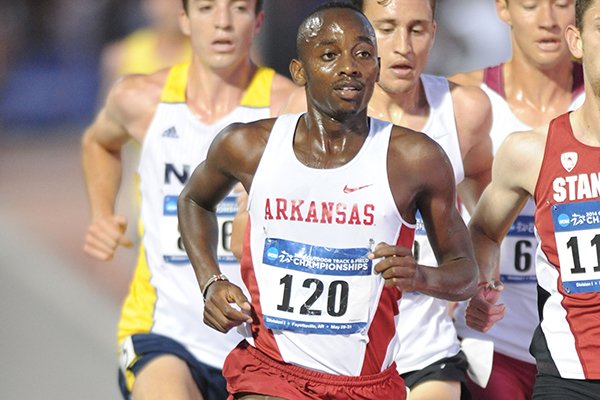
[202,273,229,300]
[478,279,501,290]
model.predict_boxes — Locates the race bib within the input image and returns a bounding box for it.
[552,200,600,294]
[215,196,238,264]
[499,215,537,283]
[259,238,374,334]
[413,211,431,265]
[408,211,431,296]
[161,195,238,264]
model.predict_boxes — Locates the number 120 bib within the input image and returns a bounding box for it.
[259,238,375,335]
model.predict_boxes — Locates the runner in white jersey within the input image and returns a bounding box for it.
[274,3,492,398]
[178,4,479,399]
[451,1,584,398]
[463,2,600,396]
[117,62,276,388]
[81,1,296,398]
[453,62,583,398]
[392,74,475,384]
[354,2,492,399]
[240,113,412,376]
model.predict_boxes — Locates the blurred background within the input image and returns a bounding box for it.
[0,0,509,398]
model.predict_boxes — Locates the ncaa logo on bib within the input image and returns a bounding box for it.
[560,152,578,172]
[557,213,570,227]
[266,247,279,261]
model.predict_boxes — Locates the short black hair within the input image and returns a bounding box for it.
[576,0,594,30]
[308,0,363,15]
[350,0,436,19]
[296,1,367,58]
[181,0,264,14]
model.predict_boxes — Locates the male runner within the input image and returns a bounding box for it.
[81,0,296,398]
[178,3,479,399]
[277,1,493,397]
[465,2,600,398]
[451,1,583,398]
[355,1,492,398]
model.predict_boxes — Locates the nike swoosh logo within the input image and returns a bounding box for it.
[343,184,373,193]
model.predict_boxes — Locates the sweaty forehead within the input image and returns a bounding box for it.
[298,8,375,46]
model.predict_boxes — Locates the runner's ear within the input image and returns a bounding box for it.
[289,59,307,86]
[566,25,583,61]
[495,0,511,27]
[179,9,191,36]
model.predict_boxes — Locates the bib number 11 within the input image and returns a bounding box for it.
[566,235,600,274]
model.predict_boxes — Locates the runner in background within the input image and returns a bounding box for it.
[451,1,583,398]
[81,0,296,398]
[464,2,600,397]
[98,0,193,251]
[354,1,492,399]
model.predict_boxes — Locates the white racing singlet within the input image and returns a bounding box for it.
[395,74,465,373]
[117,63,274,370]
[242,113,416,376]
